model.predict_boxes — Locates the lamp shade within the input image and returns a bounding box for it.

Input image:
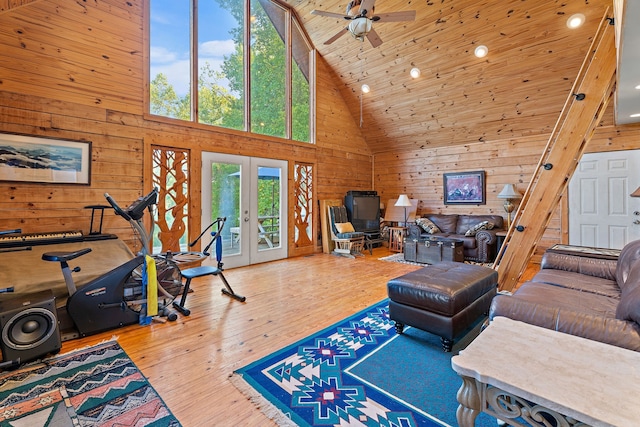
[631,186,640,197]
[395,194,412,207]
[497,184,521,199]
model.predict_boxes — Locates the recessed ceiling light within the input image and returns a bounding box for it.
[361,84,370,93]
[630,113,640,118]
[474,45,488,58]
[410,68,421,78]
[567,13,585,29]
[635,84,640,90]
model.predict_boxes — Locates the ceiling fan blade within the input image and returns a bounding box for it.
[311,9,351,20]
[366,28,383,48]
[375,10,416,22]
[358,0,377,16]
[325,27,349,45]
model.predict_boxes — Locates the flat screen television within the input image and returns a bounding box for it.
[345,194,380,232]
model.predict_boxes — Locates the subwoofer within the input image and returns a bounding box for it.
[0,290,61,365]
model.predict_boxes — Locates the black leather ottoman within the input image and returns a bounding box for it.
[387,261,498,351]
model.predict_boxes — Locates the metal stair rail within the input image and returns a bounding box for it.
[495,10,617,292]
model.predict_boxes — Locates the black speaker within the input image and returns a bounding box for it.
[0,290,62,365]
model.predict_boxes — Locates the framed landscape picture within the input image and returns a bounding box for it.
[0,133,91,185]
[443,170,485,205]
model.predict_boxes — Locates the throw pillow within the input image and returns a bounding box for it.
[335,222,355,233]
[465,220,495,236]
[416,217,440,234]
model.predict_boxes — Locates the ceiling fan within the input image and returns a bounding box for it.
[311,0,416,48]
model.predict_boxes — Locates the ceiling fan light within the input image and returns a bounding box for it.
[410,68,421,78]
[348,17,372,39]
[361,84,370,93]
[474,45,488,58]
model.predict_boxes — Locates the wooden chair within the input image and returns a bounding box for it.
[328,205,365,258]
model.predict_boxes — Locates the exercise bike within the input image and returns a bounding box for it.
[42,189,182,337]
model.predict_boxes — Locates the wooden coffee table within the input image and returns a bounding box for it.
[451,317,640,427]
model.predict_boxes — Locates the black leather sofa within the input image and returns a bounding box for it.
[407,214,505,263]
[490,240,640,352]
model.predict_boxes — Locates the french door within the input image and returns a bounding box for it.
[201,153,288,268]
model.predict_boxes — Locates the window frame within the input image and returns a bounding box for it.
[146,0,315,143]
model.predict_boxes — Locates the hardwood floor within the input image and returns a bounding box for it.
[60,247,421,426]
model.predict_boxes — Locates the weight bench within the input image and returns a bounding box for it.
[173,217,246,316]
[173,265,246,316]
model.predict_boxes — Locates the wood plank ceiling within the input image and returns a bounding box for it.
[288,0,612,153]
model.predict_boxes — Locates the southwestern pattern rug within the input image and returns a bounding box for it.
[232,300,495,427]
[0,340,180,426]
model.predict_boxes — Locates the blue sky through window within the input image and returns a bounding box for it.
[150,0,238,96]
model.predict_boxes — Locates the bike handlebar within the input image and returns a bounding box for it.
[104,192,131,221]
[104,188,159,222]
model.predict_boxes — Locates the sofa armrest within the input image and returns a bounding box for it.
[490,295,640,352]
[472,229,499,263]
[540,251,617,281]
[475,229,497,245]
[407,224,423,240]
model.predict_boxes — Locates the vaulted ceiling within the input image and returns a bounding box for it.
[287,0,614,153]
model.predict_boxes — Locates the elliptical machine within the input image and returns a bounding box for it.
[42,189,182,337]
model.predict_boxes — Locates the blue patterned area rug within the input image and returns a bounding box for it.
[232,300,495,426]
[0,340,180,426]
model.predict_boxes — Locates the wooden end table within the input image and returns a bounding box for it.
[451,317,640,426]
[388,226,406,252]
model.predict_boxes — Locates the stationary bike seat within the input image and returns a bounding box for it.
[42,247,92,262]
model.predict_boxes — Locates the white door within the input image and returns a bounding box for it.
[568,150,640,249]
[201,152,288,268]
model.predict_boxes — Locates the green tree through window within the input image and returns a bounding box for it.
[149,0,313,143]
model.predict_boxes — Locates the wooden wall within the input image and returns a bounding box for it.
[2,0,640,261]
[374,107,640,259]
[0,0,372,256]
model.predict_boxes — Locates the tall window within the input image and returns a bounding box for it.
[149,0,314,143]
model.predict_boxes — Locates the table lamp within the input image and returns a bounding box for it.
[395,194,412,226]
[497,184,521,229]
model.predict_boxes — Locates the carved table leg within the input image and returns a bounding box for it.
[456,375,481,427]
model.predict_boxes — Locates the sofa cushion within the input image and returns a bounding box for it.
[531,269,620,298]
[510,281,619,318]
[456,215,504,235]
[464,220,494,236]
[540,252,617,282]
[425,214,458,234]
[416,217,441,234]
[452,234,478,249]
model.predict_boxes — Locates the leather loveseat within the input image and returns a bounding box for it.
[490,240,640,352]
[407,214,504,263]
